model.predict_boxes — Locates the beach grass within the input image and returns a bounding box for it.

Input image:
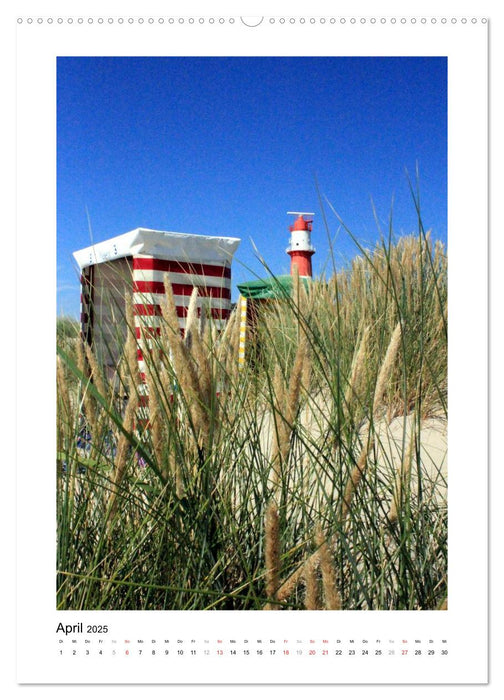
[56,215,447,611]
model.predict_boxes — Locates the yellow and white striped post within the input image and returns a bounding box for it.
[238,295,247,368]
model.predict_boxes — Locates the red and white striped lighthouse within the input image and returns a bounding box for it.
[286,212,315,277]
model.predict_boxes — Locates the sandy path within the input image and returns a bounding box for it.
[256,401,447,513]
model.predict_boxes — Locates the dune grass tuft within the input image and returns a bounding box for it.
[57,213,447,611]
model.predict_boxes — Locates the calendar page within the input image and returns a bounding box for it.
[15,0,488,687]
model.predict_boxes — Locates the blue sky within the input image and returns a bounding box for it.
[57,56,447,317]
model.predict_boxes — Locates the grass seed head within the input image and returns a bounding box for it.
[264,500,281,610]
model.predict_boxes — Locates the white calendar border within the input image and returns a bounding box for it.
[13,2,488,686]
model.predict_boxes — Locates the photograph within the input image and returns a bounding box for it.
[56,55,448,612]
